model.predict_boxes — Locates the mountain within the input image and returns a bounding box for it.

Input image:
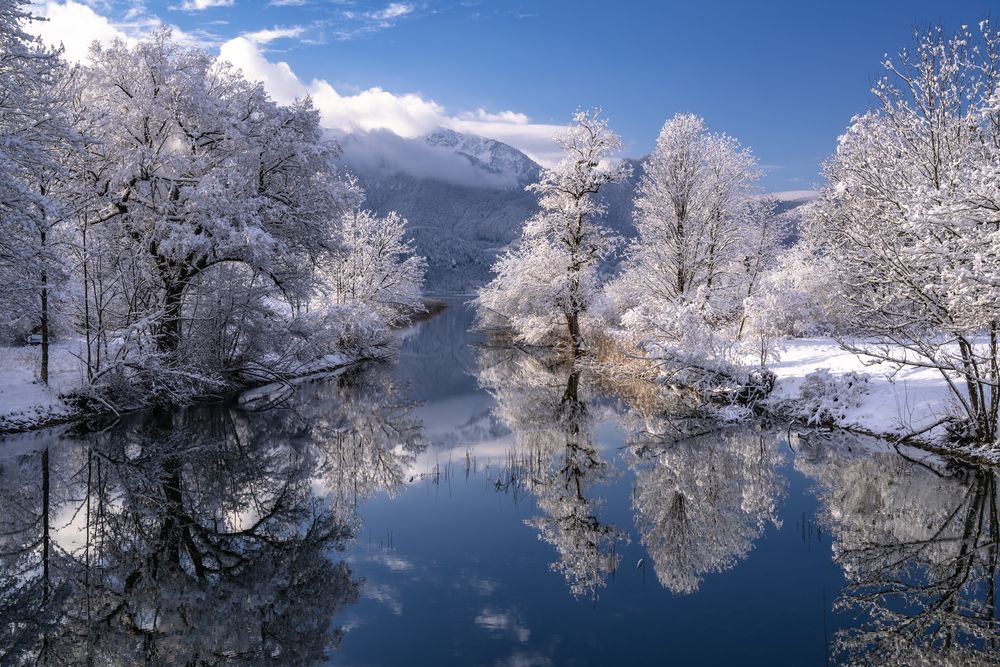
[422,128,540,185]
[770,190,820,245]
[337,129,541,293]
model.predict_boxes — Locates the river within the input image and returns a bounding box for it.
[0,297,996,665]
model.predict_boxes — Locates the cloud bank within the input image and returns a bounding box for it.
[218,36,564,165]
[27,1,566,166]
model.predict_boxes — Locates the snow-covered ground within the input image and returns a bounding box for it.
[0,341,87,431]
[765,337,957,441]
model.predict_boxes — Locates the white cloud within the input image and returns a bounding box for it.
[28,2,565,166]
[178,0,232,10]
[27,0,132,62]
[370,2,412,20]
[336,2,416,40]
[241,26,304,45]
[28,1,218,61]
[459,108,530,124]
[218,36,565,165]
[770,189,820,202]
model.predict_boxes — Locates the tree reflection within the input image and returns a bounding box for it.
[797,435,1000,664]
[0,365,424,665]
[626,420,786,594]
[478,347,626,599]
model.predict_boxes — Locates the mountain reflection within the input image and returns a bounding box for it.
[477,347,627,599]
[796,435,1000,665]
[0,366,423,665]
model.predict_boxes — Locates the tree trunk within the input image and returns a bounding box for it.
[40,269,49,385]
[156,282,185,356]
[565,312,582,359]
[81,217,93,382]
[38,223,49,385]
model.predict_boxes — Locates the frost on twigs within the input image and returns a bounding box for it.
[782,369,871,428]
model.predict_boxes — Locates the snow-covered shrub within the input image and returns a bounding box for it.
[790,369,870,426]
[621,298,738,393]
[746,244,845,338]
[739,291,786,368]
[320,202,427,328]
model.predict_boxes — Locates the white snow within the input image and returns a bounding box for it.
[765,337,957,439]
[768,189,820,202]
[0,341,87,431]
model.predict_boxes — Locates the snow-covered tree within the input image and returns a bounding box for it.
[79,31,352,350]
[613,114,771,321]
[477,110,631,357]
[322,190,426,328]
[0,1,76,382]
[805,21,1000,445]
[55,31,374,402]
[607,114,780,389]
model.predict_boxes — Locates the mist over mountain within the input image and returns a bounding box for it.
[337,130,814,293]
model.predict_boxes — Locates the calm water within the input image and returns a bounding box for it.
[1,298,998,665]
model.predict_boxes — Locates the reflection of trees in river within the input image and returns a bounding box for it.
[272,367,425,521]
[796,435,1000,665]
[0,366,423,665]
[477,347,627,599]
[625,417,786,594]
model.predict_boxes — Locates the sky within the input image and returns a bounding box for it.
[25,0,1000,191]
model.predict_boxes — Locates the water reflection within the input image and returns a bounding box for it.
[0,367,423,665]
[2,300,1000,665]
[477,347,627,599]
[627,425,786,594]
[797,434,1000,664]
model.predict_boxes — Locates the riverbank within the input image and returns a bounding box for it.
[0,342,362,434]
[760,338,1000,465]
[0,300,455,435]
[0,341,83,432]
[587,331,998,466]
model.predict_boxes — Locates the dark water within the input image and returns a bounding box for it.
[1,298,998,666]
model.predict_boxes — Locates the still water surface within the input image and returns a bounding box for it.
[1,298,997,665]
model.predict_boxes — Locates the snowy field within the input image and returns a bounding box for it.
[0,341,85,431]
[766,338,957,441]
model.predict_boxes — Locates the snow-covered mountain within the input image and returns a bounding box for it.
[422,128,540,185]
[771,190,820,245]
[337,129,542,292]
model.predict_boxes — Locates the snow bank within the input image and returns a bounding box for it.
[0,341,86,431]
[764,338,957,440]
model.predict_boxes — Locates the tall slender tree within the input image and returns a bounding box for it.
[477,109,631,356]
[0,0,75,383]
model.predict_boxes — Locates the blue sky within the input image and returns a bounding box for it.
[29,0,1000,190]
